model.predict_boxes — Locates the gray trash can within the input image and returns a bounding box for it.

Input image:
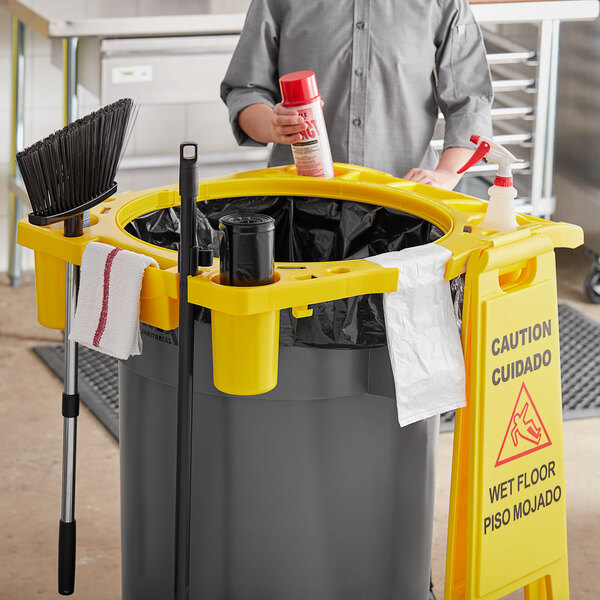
[120,324,438,600]
[120,195,442,599]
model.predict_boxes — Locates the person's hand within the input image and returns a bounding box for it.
[402,166,461,191]
[269,103,307,144]
[403,147,474,190]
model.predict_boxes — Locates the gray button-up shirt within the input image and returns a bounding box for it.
[221,0,493,178]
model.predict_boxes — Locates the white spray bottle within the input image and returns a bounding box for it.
[457,135,520,231]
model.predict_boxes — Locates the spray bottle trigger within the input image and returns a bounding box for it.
[457,141,490,174]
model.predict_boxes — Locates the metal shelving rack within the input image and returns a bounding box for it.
[434,20,562,217]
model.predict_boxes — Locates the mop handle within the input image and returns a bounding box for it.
[58,260,80,595]
[174,142,200,600]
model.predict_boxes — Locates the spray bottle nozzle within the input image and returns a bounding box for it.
[457,140,491,174]
[457,135,519,184]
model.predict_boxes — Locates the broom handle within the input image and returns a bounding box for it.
[58,261,79,595]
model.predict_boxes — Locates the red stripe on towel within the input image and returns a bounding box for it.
[93,247,122,347]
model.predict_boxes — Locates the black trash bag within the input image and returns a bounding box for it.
[126,195,460,348]
[124,205,220,255]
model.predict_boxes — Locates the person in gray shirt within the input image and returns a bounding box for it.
[221,0,493,190]
[221,5,492,599]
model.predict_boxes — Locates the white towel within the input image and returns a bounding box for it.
[69,242,158,360]
[367,244,466,426]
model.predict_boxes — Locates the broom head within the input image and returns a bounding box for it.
[16,98,136,227]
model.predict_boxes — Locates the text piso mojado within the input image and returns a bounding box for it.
[484,460,561,535]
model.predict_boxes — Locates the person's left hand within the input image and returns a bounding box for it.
[402,167,461,191]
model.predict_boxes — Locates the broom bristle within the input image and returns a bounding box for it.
[16,98,136,218]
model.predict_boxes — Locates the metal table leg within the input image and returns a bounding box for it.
[542,20,561,220]
[63,36,79,125]
[531,19,559,219]
[8,18,24,287]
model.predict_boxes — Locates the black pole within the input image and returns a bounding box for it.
[174,142,200,600]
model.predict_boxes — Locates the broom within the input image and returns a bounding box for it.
[16,98,136,595]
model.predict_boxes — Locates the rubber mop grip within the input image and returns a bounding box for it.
[58,519,76,595]
[62,393,80,418]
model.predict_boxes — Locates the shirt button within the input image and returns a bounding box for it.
[355,20,365,29]
[355,68,364,76]
[353,118,362,127]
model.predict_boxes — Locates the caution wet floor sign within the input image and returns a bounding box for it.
[445,236,569,600]
[480,291,565,563]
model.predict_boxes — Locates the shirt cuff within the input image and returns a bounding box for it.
[223,88,276,147]
[442,104,493,152]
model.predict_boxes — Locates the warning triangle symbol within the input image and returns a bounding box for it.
[495,382,552,467]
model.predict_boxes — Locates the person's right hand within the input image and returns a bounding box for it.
[269,103,307,144]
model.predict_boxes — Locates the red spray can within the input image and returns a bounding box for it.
[279,71,334,178]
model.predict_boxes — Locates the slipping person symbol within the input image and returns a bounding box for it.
[511,403,542,447]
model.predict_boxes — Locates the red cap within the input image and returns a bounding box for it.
[494,175,513,187]
[280,71,320,107]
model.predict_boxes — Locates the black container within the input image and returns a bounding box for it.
[219,214,275,286]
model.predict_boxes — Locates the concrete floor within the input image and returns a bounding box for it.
[0,246,598,599]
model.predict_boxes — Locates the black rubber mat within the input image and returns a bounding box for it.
[556,303,600,418]
[33,303,600,441]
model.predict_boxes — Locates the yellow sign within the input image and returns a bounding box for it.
[446,236,570,600]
